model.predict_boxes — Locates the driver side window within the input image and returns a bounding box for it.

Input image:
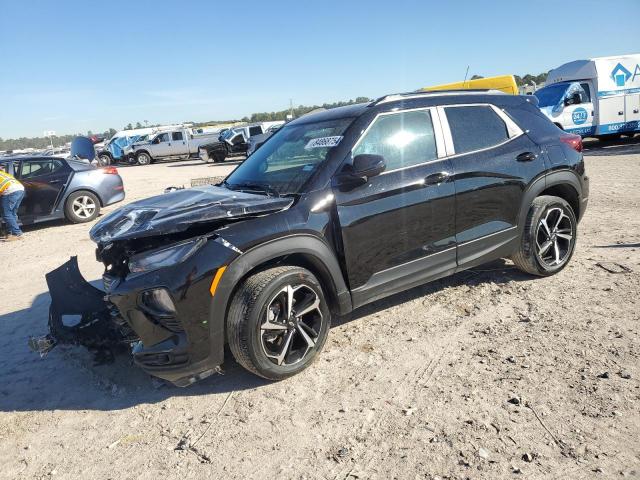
[353,110,437,171]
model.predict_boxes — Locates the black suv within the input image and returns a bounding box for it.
[39,91,588,386]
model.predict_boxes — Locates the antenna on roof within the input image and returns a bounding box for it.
[463,65,470,87]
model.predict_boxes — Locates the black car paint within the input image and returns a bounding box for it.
[43,93,589,386]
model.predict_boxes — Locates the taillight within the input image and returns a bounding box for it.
[101,166,118,174]
[559,133,583,153]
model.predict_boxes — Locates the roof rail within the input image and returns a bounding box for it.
[371,89,506,106]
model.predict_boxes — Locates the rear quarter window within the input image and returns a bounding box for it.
[445,105,509,154]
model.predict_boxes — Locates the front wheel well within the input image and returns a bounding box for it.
[232,253,342,315]
[538,184,579,218]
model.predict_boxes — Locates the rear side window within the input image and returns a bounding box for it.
[354,110,437,171]
[20,159,64,178]
[445,106,509,154]
[249,126,262,137]
[171,132,184,141]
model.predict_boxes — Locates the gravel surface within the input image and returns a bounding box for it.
[0,140,639,480]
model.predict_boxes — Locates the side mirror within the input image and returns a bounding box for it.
[334,154,386,189]
[352,154,386,178]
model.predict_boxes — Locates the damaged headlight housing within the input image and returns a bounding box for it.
[129,237,206,274]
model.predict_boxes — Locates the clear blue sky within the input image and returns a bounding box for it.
[1,0,638,138]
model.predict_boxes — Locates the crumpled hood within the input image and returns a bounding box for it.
[89,185,293,243]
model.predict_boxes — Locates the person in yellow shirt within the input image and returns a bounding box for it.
[0,167,25,241]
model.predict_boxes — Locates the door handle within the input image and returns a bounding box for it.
[423,172,449,185]
[618,111,624,116]
[516,152,536,162]
[634,109,639,114]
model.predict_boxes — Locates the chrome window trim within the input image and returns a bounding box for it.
[350,106,446,175]
[437,103,525,158]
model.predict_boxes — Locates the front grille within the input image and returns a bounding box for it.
[156,316,184,333]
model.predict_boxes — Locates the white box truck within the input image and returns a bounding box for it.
[534,54,640,138]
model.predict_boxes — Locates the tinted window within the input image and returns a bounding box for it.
[354,110,437,171]
[445,106,509,154]
[248,126,262,137]
[171,132,183,141]
[20,159,64,179]
[157,133,169,142]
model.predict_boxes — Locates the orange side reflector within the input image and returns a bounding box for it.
[209,266,227,297]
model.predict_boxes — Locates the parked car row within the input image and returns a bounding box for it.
[94,121,285,167]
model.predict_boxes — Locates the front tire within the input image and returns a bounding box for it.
[511,195,577,276]
[65,191,100,223]
[227,266,331,380]
[136,152,152,166]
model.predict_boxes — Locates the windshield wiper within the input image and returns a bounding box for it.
[226,181,281,197]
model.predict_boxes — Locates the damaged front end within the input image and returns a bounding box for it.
[31,185,293,386]
[29,256,138,362]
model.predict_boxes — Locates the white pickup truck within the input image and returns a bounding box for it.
[128,127,220,165]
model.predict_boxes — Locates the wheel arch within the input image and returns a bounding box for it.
[519,171,583,228]
[539,183,580,219]
[64,187,105,208]
[221,235,352,317]
[206,234,352,367]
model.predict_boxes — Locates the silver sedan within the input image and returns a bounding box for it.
[0,156,125,225]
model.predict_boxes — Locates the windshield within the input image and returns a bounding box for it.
[534,83,569,108]
[224,118,353,195]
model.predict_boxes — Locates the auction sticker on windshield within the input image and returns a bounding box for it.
[305,136,343,150]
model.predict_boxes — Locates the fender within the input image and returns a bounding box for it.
[206,234,352,367]
[517,169,583,230]
[135,149,151,157]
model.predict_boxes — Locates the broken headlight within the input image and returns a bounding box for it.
[129,237,206,274]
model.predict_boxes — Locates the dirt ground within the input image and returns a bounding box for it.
[0,140,639,480]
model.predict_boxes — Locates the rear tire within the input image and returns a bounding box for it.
[136,152,152,166]
[65,191,100,223]
[511,195,577,276]
[213,151,226,163]
[227,266,331,380]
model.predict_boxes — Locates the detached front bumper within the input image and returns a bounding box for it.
[35,238,239,386]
